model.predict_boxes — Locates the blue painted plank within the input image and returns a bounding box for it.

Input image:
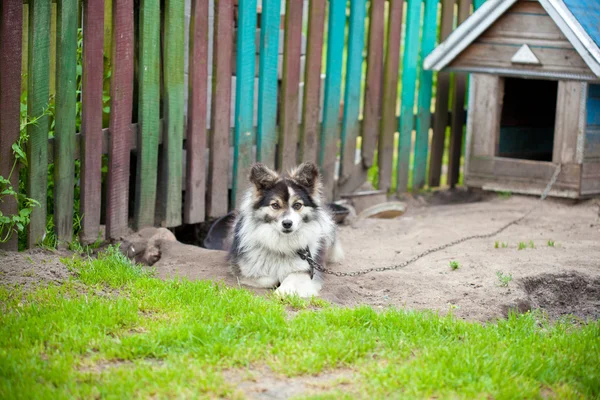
[340,0,366,182]
[413,0,438,191]
[587,84,600,126]
[563,0,600,49]
[232,0,257,207]
[474,0,486,9]
[257,0,281,169]
[397,0,423,193]
[320,0,346,199]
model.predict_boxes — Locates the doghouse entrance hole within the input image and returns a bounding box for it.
[498,78,557,161]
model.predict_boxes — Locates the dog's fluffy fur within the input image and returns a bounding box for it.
[228,162,343,297]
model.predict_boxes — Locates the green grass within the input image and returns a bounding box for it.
[496,271,513,288]
[548,240,556,247]
[449,260,460,270]
[1,247,598,399]
[518,241,527,251]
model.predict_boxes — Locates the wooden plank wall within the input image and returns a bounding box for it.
[2,0,477,250]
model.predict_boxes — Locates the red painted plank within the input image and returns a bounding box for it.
[184,0,209,224]
[80,0,105,243]
[448,0,471,188]
[378,0,403,193]
[429,0,455,187]
[361,0,385,169]
[278,0,304,172]
[106,0,134,239]
[300,0,326,165]
[207,0,233,217]
[0,0,23,251]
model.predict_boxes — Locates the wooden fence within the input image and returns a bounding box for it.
[0,0,486,250]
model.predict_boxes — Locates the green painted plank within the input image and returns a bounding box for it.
[135,0,160,229]
[257,0,281,169]
[397,0,422,193]
[160,0,185,227]
[340,0,366,183]
[54,0,78,244]
[474,0,486,9]
[232,0,257,208]
[320,0,346,200]
[26,0,51,248]
[413,0,438,191]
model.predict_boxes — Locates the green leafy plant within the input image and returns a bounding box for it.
[502,242,508,248]
[518,242,527,251]
[496,271,513,287]
[494,241,499,249]
[547,240,555,247]
[449,260,460,270]
[497,190,512,199]
[0,109,50,243]
[529,240,535,249]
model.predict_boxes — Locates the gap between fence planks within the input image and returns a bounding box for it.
[278,0,303,172]
[207,0,233,218]
[135,0,160,229]
[184,0,209,224]
[106,0,133,239]
[0,0,24,251]
[340,0,367,183]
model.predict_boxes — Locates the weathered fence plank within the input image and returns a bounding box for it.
[397,0,423,193]
[378,0,403,193]
[257,0,282,169]
[106,0,134,239]
[160,0,185,227]
[0,0,23,251]
[278,0,303,172]
[135,0,160,229]
[54,0,78,244]
[340,0,366,182]
[26,0,52,247]
[80,0,104,244]
[428,0,455,187]
[184,0,209,224]
[300,0,326,165]
[320,0,346,199]
[413,0,438,191]
[448,0,471,188]
[207,0,233,218]
[232,0,257,207]
[361,0,385,169]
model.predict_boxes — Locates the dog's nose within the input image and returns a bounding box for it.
[282,220,293,229]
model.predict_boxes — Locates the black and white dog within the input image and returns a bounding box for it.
[228,162,344,297]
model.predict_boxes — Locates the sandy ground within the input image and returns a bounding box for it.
[2,192,600,322]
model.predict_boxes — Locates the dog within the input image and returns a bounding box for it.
[228,162,344,297]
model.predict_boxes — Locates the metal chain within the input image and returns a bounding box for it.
[302,164,562,278]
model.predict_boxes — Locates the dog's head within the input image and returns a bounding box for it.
[248,162,322,235]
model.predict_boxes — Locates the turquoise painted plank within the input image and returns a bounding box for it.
[257,0,281,169]
[397,0,422,193]
[319,0,346,199]
[340,0,366,183]
[474,0,486,9]
[232,0,257,207]
[413,0,438,190]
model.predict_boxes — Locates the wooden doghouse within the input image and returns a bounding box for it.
[424,0,600,198]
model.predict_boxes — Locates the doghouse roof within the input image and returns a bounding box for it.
[423,0,600,80]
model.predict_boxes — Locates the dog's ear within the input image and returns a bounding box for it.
[249,163,279,190]
[291,162,321,193]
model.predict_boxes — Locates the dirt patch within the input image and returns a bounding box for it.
[126,194,600,322]
[521,272,600,320]
[223,366,355,399]
[0,248,72,289]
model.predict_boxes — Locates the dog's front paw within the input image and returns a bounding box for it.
[275,273,321,298]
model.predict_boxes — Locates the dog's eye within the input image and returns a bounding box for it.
[292,202,303,211]
[271,203,280,210]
